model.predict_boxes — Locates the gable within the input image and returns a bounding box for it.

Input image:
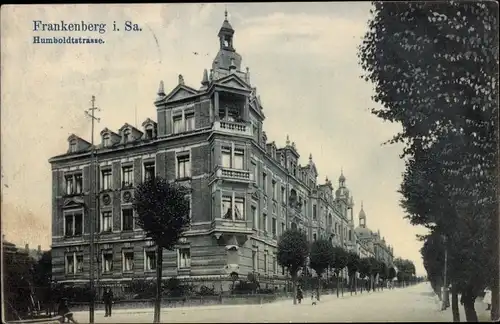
[217,74,251,91]
[63,197,85,209]
[165,86,198,103]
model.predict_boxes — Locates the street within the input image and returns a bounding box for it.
[71,283,491,323]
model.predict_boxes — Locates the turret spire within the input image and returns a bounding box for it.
[201,69,209,87]
[157,80,165,96]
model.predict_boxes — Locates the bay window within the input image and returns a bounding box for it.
[221,194,245,220]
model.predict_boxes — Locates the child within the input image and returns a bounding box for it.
[483,287,492,311]
[311,290,318,305]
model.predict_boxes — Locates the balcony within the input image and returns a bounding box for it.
[213,166,252,184]
[213,120,252,137]
[210,218,253,235]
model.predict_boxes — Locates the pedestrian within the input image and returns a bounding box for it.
[57,298,78,323]
[296,285,303,304]
[103,287,114,317]
[483,287,492,311]
[311,290,318,305]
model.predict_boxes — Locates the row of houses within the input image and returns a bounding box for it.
[48,11,395,288]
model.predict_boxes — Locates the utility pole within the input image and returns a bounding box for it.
[85,95,100,324]
[441,235,449,311]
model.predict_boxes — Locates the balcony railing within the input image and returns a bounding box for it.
[213,120,252,136]
[215,166,252,183]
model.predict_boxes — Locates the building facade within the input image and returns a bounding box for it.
[49,13,389,288]
[354,203,394,266]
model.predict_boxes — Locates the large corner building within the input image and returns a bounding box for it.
[49,13,393,288]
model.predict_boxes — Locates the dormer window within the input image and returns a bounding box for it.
[103,134,111,147]
[123,129,131,143]
[69,140,77,153]
[145,126,154,139]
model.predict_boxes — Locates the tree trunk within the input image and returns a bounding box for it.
[336,273,340,298]
[292,274,297,305]
[360,278,363,294]
[154,245,163,323]
[451,285,460,322]
[350,274,353,296]
[462,290,478,322]
[317,275,321,301]
[492,284,499,321]
[341,273,344,297]
[354,275,357,295]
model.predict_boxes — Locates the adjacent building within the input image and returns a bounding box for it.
[49,12,394,289]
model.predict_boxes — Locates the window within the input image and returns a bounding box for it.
[64,173,83,195]
[102,251,113,273]
[65,175,73,195]
[123,129,131,143]
[264,253,268,273]
[281,186,286,203]
[173,115,183,134]
[123,251,134,272]
[70,140,77,153]
[272,181,277,200]
[252,250,257,271]
[122,209,134,231]
[349,230,352,241]
[281,222,285,235]
[221,146,244,169]
[251,161,257,182]
[103,134,111,147]
[101,211,112,232]
[313,205,317,220]
[144,162,155,181]
[221,146,231,168]
[145,250,156,271]
[178,248,191,269]
[272,218,277,236]
[234,149,244,169]
[252,206,258,229]
[185,113,195,131]
[263,213,268,232]
[222,195,245,220]
[145,126,154,139]
[64,212,83,236]
[262,173,267,193]
[313,233,317,241]
[273,256,277,274]
[122,166,133,188]
[101,169,112,190]
[65,253,83,274]
[177,154,191,179]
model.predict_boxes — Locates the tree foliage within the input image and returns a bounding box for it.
[330,246,348,274]
[358,1,498,320]
[346,252,360,277]
[358,258,372,279]
[277,228,309,277]
[309,239,334,277]
[133,177,191,249]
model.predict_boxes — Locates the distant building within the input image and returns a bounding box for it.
[354,203,394,266]
[48,12,393,288]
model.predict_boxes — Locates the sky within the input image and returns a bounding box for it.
[1,3,428,275]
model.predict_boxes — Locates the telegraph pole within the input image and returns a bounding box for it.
[85,95,100,324]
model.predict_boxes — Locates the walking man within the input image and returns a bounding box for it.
[103,288,113,317]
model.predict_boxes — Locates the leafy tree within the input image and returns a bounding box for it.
[133,177,190,323]
[346,252,360,295]
[358,1,499,321]
[330,247,348,298]
[367,257,380,291]
[33,250,52,312]
[358,257,372,293]
[309,239,334,301]
[277,228,309,305]
[379,261,389,291]
[388,266,397,288]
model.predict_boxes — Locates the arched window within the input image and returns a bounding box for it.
[103,134,111,147]
[69,140,77,153]
[145,125,154,139]
[123,129,131,143]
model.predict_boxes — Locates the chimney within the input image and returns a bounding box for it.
[25,244,29,252]
[38,245,41,253]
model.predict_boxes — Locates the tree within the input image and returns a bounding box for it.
[358,258,372,294]
[346,252,360,295]
[367,257,380,291]
[33,250,52,313]
[379,261,389,291]
[388,266,397,288]
[133,177,190,323]
[358,1,499,321]
[277,228,309,305]
[330,247,348,298]
[309,239,334,301]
